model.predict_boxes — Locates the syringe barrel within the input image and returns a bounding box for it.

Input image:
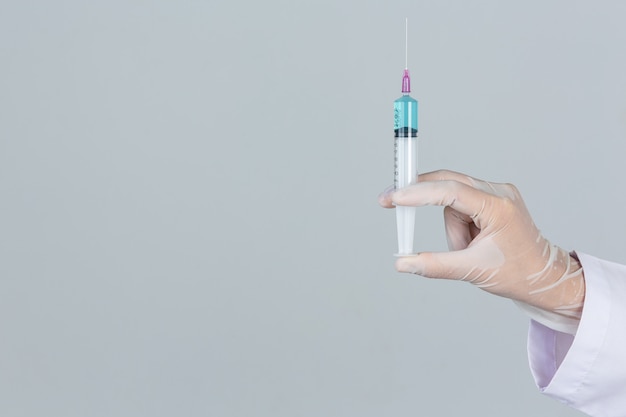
[393,95,418,190]
[393,94,418,255]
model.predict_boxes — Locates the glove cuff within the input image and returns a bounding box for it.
[513,300,580,335]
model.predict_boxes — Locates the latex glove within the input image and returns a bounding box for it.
[378,170,585,334]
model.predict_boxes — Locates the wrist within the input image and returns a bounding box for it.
[529,248,586,320]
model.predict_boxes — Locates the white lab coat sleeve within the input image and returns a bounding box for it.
[527,252,626,416]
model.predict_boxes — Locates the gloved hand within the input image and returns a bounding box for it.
[378,170,586,334]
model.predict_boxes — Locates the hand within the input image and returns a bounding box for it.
[378,170,585,328]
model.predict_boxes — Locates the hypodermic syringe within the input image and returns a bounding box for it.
[394,19,418,255]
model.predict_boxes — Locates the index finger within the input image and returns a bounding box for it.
[419,169,513,198]
[418,169,476,185]
[418,169,497,190]
[377,185,395,208]
[392,180,495,223]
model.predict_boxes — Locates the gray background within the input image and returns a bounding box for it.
[1,0,625,416]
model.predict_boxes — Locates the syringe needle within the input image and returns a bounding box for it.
[405,18,408,69]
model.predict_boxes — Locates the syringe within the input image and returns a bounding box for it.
[394,19,418,255]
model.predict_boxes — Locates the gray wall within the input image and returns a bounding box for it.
[2,0,625,415]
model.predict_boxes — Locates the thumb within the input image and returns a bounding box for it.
[395,244,504,287]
